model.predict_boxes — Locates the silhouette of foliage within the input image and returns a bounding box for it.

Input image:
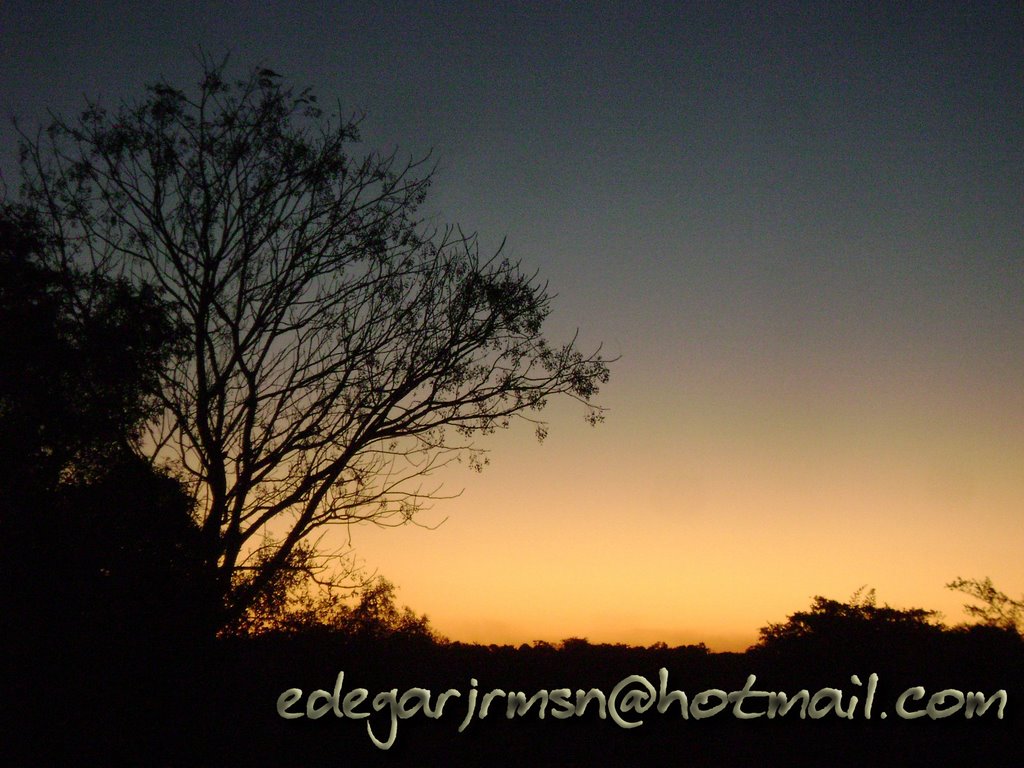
[0,203,185,487]
[751,588,943,661]
[204,595,1020,768]
[2,200,208,618]
[947,576,1024,635]
[225,566,441,643]
[2,202,214,760]
[16,57,611,631]
[345,576,441,641]
[223,538,350,635]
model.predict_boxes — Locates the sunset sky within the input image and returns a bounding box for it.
[2,2,1021,651]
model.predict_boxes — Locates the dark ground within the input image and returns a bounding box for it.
[10,626,1022,767]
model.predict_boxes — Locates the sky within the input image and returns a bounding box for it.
[2,1,1021,651]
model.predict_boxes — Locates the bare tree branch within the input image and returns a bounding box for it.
[17,60,612,630]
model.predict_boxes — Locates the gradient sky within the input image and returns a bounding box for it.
[2,2,1021,651]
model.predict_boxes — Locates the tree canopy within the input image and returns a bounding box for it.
[16,60,611,630]
[751,588,943,659]
[2,203,213,759]
[948,576,1024,636]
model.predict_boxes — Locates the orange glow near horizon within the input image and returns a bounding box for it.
[3,2,1020,658]
[337,351,1024,652]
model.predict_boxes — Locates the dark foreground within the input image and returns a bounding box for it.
[10,625,1023,767]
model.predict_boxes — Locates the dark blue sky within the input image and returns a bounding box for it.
[8,2,1019,352]
[2,1,1021,646]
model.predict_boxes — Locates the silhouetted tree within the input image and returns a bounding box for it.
[222,538,349,635]
[0,203,185,487]
[947,576,1024,635]
[345,577,441,641]
[17,58,611,631]
[2,202,213,759]
[1,200,210,624]
[751,588,943,664]
[225,570,441,643]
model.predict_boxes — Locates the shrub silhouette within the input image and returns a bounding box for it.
[749,588,945,676]
[948,576,1024,635]
[1,204,213,760]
